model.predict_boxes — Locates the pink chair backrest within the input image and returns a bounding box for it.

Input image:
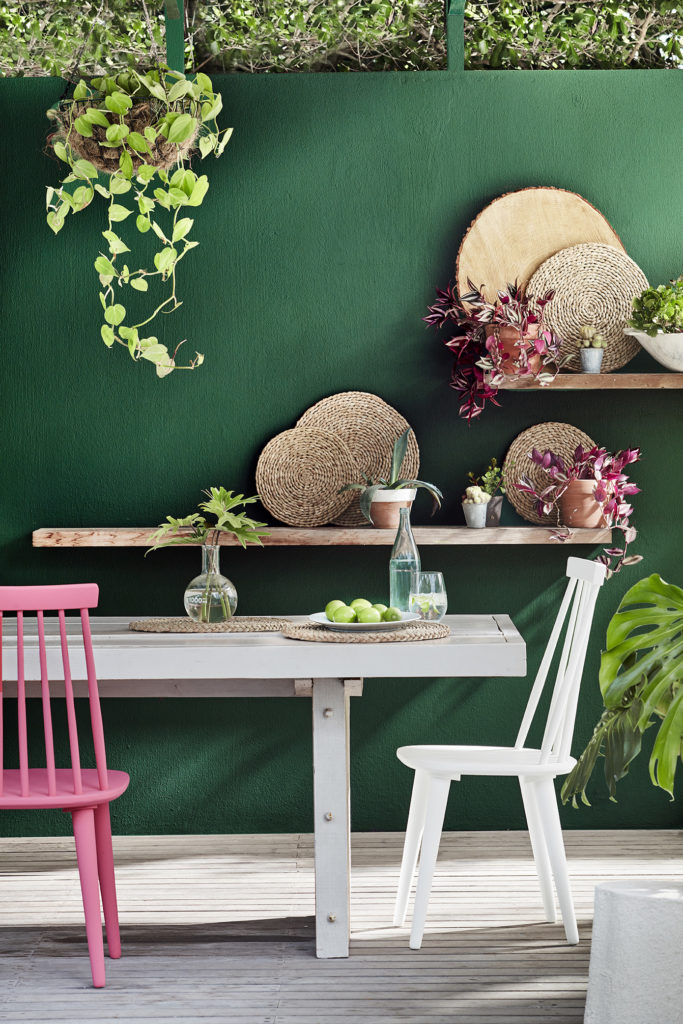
[0,584,107,798]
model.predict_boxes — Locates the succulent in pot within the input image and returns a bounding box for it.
[45,67,232,377]
[425,279,562,422]
[516,444,642,577]
[577,325,607,373]
[339,429,443,529]
[467,457,506,526]
[625,276,683,372]
[461,485,490,528]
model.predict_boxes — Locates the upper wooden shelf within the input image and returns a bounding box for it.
[33,526,612,548]
[498,372,683,390]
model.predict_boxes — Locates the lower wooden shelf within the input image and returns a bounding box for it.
[33,526,612,547]
[498,372,683,390]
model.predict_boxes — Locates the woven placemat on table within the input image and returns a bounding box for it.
[255,426,358,527]
[297,392,420,526]
[503,422,597,525]
[281,621,450,643]
[526,243,648,372]
[129,616,291,633]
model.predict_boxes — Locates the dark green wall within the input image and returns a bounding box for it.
[1,68,681,838]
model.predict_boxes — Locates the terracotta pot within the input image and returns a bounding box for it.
[485,495,503,526]
[486,323,542,376]
[559,480,606,528]
[369,488,416,529]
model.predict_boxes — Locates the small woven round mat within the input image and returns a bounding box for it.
[129,616,291,633]
[526,243,648,371]
[503,422,597,525]
[255,426,358,527]
[297,392,420,526]
[281,621,450,643]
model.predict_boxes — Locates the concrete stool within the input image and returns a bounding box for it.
[584,880,683,1024]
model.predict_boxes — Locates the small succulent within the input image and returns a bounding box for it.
[578,326,607,348]
[462,485,490,505]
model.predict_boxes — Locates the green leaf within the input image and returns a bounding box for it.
[138,195,155,214]
[201,95,223,121]
[143,126,157,143]
[167,113,196,145]
[104,303,126,326]
[73,115,93,137]
[167,78,192,102]
[140,75,167,102]
[52,141,68,162]
[198,135,215,158]
[215,126,233,157]
[141,343,170,363]
[129,277,148,292]
[153,188,171,210]
[108,174,131,195]
[185,175,209,206]
[154,246,178,274]
[73,158,98,179]
[172,217,194,242]
[136,164,157,182]
[105,123,129,145]
[136,215,151,233]
[73,79,89,100]
[390,428,410,485]
[94,183,111,198]
[195,72,213,94]
[102,229,129,254]
[94,255,117,276]
[101,324,116,347]
[105,91,133,115]
[83,108,110,128]
[127,131,150,154]
[150,221,167,242]
[119,149,133,179]
[109,203,132,222]
[47,210,64,234]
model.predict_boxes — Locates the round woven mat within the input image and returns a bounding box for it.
[281,621,450,643]
[526,243,648,372]
[503,422,597,525]
[129,616,291,633]
[255,427,357,527]
[297,392,420,526]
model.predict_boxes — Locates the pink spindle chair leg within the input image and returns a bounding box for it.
[94,802,121,959]
[72,807,106,987]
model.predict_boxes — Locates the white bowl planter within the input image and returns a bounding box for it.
[369,488,416,529]
[625,328,683,372]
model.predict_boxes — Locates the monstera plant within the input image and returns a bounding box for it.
[45,67,232,376]
[562,573,683,806]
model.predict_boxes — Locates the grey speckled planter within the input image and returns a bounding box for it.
[580,347,604,373]
[462,502,488,528]
[486,495,503,526]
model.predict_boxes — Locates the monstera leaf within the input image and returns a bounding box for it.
[562,574,683,805]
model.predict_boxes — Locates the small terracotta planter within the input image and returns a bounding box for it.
[485,495,503,526]
[559,480,605,528]
[486,323,542,376]
[369,488,416,529]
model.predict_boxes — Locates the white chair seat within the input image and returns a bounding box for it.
[397,744,576,778]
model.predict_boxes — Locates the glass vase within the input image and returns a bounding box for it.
[184,544,237,623]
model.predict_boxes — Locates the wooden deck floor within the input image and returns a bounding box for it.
[0,830,681,1023]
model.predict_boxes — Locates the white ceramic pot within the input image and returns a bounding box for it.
[369,488,416,529]
[580,347,604,373]
[462,501,487,528]
[625,328,683,372]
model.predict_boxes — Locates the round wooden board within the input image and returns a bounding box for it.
[456,187,625,302]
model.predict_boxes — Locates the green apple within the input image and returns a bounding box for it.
[325,599,346,621]
[349,598,372,611]
[382,606,402,622]
[372,603,388,616]
[357,607,382,624]
[333,606,357,624]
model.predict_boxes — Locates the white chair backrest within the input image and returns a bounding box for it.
[515,557,606,763]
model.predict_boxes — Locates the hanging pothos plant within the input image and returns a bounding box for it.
[45,67,232,377]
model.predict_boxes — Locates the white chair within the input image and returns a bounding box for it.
[393,556,606,949]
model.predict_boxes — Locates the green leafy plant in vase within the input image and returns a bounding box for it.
[45,67,232,377]
[148,487,269,623]
[339,428,443,529]
[625,276,683,372]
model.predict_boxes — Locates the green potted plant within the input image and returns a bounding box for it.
[45,67,232,377]
[577,325,607,373]
[147,487,269,623]
[339,429,443,529]
[562,573,683,806]
[467,457,507,526]
[625,276,683,372]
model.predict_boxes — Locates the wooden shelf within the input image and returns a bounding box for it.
[33,526,612,548]
[498,372,683,390]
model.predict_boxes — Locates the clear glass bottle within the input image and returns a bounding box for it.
[389,507,420,612]
[184,544,238,623]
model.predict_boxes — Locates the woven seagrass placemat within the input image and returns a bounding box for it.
[503,422,597,525]
[281,621,450,643]
[526,243,648,371]
[297,392,420,526]
[129,616,291,633]
[255,426,358,527]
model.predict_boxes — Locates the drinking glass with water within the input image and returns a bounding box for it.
[409,571,447,621]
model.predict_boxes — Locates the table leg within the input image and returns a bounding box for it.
[311,677,351,958]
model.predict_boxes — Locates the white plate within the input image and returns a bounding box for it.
[308,611,420,632]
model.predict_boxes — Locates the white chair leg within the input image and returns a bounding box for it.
[409,776,451,950]
[534,777,579,944]
[394,769,429,927]
[519,776,556,923]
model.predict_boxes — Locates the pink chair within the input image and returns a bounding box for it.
[0,584,129,987]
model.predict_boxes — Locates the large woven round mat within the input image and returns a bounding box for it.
[526,244,648,372]
[281,621,450,643]
[503,422,597,525]
[129,616,292,633]
[255,427,358,527]
[297,392,420,526]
